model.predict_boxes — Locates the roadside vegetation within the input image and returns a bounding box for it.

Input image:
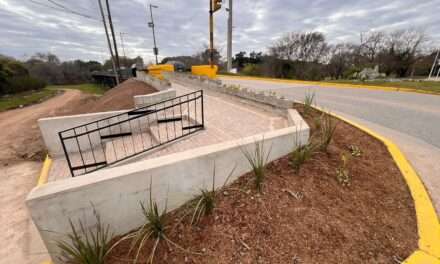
[47,83,108,95]
[0,88,58,112]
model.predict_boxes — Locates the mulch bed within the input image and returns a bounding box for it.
[107,105,418,264]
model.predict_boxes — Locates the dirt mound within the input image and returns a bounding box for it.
[0,79,157,165]
[74,79,157,114]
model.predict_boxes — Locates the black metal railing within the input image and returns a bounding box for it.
[59,90,204,177]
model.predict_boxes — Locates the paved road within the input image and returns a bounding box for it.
[221,77,440,213]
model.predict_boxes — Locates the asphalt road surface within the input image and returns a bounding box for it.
[221,77,440,213]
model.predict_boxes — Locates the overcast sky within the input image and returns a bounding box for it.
[0,0,439,63]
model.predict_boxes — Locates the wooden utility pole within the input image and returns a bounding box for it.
[149,4,159,65]
[209,0,214,68]
[105,0,121,73]
[97,0,119,85]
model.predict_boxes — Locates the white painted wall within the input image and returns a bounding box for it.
[27,115,309,263]
[38,110,131,157]
[134,89,176,108]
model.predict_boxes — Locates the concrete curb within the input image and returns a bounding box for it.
[37,155,53,264]
[310,105,440,263]
[219,75,440,96]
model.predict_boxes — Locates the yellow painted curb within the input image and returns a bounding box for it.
[219,75,440,96]
[310,105,440,262]
[37,155,52,186]
[36,156,53,264]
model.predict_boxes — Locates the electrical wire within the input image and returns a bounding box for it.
[28,0,101,21]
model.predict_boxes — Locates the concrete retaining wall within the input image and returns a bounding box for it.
[134,89,176,108]
[136,70,171,91]
[27,111,309,262]
[164,72,293,109]
[38,110,130,157]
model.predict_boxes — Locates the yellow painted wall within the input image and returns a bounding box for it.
[192,65,218,79]
[147,64,174,79]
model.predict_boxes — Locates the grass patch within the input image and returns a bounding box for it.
[0,88,58,112]
[328,79,440,94]
[48,83,108,95]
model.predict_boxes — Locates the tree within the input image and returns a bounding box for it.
[269,32,329,63]
[379,29,426,77]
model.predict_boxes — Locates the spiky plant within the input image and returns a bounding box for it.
[128,179,168,264]
[303,91,316,116]
[318,112,337,152]
[290,142,316,173]
[191,163,236,225]
[56,209,116,264]
[242,139,272,192]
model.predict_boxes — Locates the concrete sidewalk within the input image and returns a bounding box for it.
[47,82,288,181]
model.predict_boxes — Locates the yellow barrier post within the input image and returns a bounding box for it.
[147,64,174,80]
[191,65,218,79]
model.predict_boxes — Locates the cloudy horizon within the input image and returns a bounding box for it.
[0,0,439,63]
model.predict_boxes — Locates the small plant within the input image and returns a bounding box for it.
[128,179,168,264]
[348,145,362,157]
[336,154,351,186]
[290,142,316,173]
[191,163,236,225]
[318,112,337,152]
[303,91,315,115]
[56,208,116,264]
[242,139,272,192]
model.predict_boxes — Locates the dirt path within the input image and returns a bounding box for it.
[0,89,96,264]
[0,80,157,264]
[0,89,96,165]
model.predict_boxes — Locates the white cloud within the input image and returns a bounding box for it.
[0,0,438,62]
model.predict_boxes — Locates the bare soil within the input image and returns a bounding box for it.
[107,105,418,264]
[0,79,156,165]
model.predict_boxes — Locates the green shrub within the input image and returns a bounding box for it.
[242,63,262,76]
[5,76,46,94]
[242,140,272,192]
[303,91,315,116]
[191,163,236,225]
[56,209,116,264]
[290,142,316,173]
[317,112,337,152]
[129,182,168,264]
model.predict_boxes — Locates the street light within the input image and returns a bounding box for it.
[148,3,159,65]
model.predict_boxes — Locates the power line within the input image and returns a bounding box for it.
[28,0,101,21]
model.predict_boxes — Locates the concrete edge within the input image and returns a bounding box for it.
[218,75,440,96]
[309,105,440,262]
[37,155,52,186]
[37,155,53,264]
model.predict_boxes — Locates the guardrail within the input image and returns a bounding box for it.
[59,90,204,177]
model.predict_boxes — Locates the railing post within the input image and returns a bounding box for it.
[201,90,205,128]
[59,132,75,177]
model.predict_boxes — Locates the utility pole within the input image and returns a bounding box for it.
[148,4,159,65]
[210,0,222,68]
[97,0,119,85]
[226,0,233,72]
[105,0,121,72]
[120,32,127,59]
[428,49,439,79]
